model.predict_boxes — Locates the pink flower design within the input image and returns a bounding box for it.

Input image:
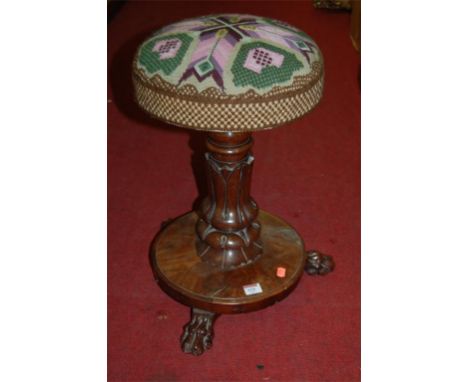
[243,48,284,74]
[153,39,182,60]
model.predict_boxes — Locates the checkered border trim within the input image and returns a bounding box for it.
[132,72,324,131]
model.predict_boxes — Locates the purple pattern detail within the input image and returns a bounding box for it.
[153,39,182,59]
[178,16,263,88]
[166,15,315,90]
[244,48,284,74]
[285,39,310,63]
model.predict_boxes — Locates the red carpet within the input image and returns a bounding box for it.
[108,2,360,381]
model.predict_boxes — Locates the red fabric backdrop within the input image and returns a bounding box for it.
[108,2,360,381]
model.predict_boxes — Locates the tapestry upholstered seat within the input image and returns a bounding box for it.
[133,14,324,131]
[133,14,333,356]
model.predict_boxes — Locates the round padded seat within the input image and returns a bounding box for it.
[133,14,324,131]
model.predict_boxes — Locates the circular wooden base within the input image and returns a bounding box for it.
[151,210,306,314]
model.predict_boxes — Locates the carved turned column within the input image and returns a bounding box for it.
[196,132,263,270]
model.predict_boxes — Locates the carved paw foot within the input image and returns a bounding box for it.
[305,250,335,275]
[181,308,217,356]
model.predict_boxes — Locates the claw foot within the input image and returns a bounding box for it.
[181,308,217,356]
[305,250,335,275]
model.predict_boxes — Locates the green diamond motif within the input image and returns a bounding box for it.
[195,59,214,77]
[294,41,311,52]
[294,40,309,50]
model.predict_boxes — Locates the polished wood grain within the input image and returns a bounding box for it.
[151,210,306,315]
[148,131,334,355]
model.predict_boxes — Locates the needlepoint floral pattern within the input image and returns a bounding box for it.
[136,14,322,96]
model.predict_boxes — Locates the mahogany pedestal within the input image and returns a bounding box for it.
[151,131,334,356]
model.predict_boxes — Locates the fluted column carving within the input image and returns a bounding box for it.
[196,132,262,270]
